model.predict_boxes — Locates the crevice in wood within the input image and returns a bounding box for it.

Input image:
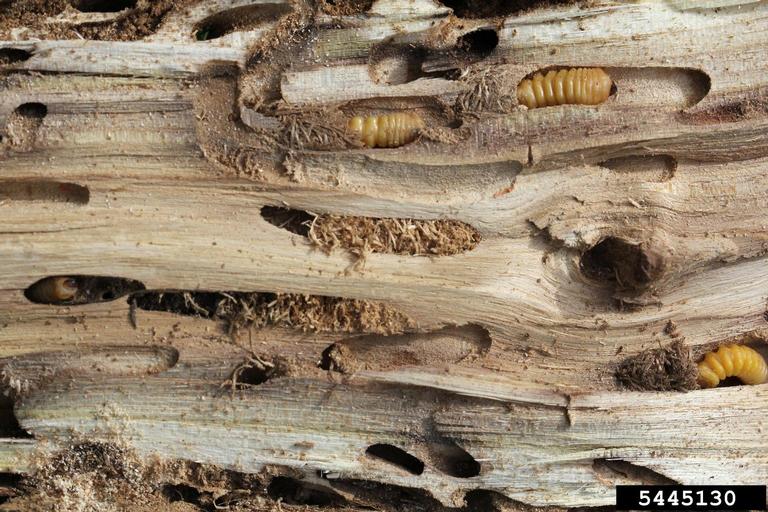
[600,154,678,182]
[24,275,145,305]
[0,473,22,503]
[132,290,415,335]
[319,324,492,373]
[221,354,286,391]
[606,67,711,109]
[0,396,31,439]
[74,0,137,13]
[592,458,678,485]
[680,88,768,124]
[426,439,481,478]
[456,28,499,59]
[161,482,204,506]
[580,237,665,295]
[0,181,89,205]
[194,3,293,41]
[438,0,575,19]
[0,48,32,66]
[365,444,425,475]
[260,205,314,236]
[267,476,348,507]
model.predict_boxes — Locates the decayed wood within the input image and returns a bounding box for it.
[1,0,768,510]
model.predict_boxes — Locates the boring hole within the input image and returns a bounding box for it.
[24,276,145,306]
[320,324,492,373]
[0,473,22,502]
[580,237,663,291]
[600,154,677,182]
[225,355,283,389]
[260,206,314,237]
[428,441,480,478]
[440,0,574,18]
[161,483,206,505]
[0,48,32,66]
[365,444,425,475]
[4,103,47,144]
[73,0,137,12]
[194,3,292,40]
[456,29,499,58]
[0,181,89,204]
[0,396,31,439]
[267,476,345,507]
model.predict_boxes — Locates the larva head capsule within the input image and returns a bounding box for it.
[347,116,365,145]
[25,276,78,304]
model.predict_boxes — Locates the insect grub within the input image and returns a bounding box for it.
[347,113,425,148]
[697,344,768,388]
[517,67,612,109]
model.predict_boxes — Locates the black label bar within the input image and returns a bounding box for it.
[616,485,766,510]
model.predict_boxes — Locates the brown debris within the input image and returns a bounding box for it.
[681,90,768,125]
[278,110,358,151]
[309,214,482,260]
[8,442,158,512]
[442,0,579,19]
[319,0,375,16]
[1,103,47,154]
[133,291,415,336]
[0,0,193,41]
[455,69,517,115]
[615,340,699,391]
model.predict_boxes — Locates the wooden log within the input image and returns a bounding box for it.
[1,0,767,510]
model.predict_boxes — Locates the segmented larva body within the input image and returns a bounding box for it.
[517,68,613,109]
[697,344,768,388]
[347,113,425,148]
[26,276,78,304]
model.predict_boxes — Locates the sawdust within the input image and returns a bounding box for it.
[615,340,699,391]
[0,0,193,41]
[455,69,517,114]
[133,291,415,336]
[278,110,358,151]
[319,0,375,16]
[309,214,482,259]
[7,443,158,512]
[1,103,46,154]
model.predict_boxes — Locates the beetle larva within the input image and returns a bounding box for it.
[517,67,613,109]
[697,344,768,388]
[25,276,78,304]
[347,113,425,148]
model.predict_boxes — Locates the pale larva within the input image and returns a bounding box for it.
[347,113,425,148]
[517,68,613,109]
[697,344,768,388]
